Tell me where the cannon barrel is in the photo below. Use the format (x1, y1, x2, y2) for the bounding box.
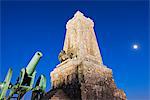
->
(26, 51, 43, 75)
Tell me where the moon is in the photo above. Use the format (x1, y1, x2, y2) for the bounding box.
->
(133, 44, 139, 50)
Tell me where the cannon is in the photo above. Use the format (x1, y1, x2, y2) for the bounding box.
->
(8, 51, 43, 100)
(0, 68, 12, 100)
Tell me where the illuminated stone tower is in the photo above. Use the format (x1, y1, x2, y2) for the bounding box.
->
(46, 11, 126, 100)
(63, 11, 102, 64)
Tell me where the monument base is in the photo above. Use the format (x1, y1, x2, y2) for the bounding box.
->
(42, 58, 126, 100)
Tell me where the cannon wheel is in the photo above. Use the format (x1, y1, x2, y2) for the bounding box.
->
(31, 75, 46, 100)
(0, 68, 13, 99)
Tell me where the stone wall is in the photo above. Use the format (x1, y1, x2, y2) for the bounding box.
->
(49, 58, 126, 100)
(80, 61, 126, 100)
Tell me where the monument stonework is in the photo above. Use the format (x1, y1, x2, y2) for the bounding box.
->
(43, 11, 126, 100)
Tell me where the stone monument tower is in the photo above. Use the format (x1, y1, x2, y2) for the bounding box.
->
(44, 11, 126, 100)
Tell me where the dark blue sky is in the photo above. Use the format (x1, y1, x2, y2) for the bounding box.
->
(1, 1, 149, 100)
